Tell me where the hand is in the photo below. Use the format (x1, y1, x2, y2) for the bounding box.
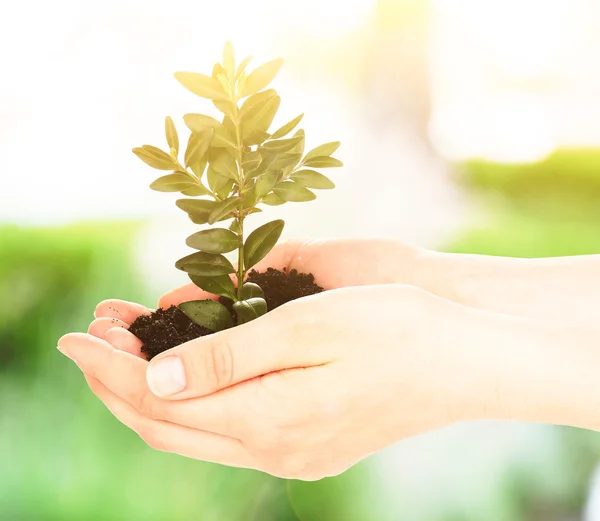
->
(159, 238, 424, 307)
(59, 284, 484, 480)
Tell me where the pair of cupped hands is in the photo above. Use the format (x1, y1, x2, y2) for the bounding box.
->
(58, 238, 494, 481)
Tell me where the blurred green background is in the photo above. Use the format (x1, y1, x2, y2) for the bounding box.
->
(3, 0, 600, 519)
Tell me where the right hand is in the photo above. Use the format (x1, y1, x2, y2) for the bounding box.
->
(159, 238, 425, 307)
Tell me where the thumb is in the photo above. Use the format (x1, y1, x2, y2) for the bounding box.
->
(145, 309, 329, 399)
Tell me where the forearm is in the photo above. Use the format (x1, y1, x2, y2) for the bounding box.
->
(412, 249, 600, 328)
(456, 305, 600, 431)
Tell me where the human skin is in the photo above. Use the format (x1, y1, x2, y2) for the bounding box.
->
(58, 238, 600, 480)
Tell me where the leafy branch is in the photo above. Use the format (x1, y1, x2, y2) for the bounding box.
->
(132, 41, 342, 331)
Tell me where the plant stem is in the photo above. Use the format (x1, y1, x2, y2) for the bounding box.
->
(237, 213, 245, 301)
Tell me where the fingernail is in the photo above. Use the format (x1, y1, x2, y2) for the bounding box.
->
(147, 356, 187, 397)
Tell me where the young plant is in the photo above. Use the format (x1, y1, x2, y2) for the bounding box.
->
(132, 42, 342, 331)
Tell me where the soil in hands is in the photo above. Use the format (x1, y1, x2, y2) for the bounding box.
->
(129, 268, 324, 360)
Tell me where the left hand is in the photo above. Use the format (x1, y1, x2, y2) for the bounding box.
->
(59, 284, 483, 480)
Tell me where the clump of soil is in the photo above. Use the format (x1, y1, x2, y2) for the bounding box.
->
(129, 268, 323, 360)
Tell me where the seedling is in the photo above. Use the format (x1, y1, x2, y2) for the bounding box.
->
(132, 42, 342, 332)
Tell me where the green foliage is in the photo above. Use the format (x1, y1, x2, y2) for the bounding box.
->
(178, 300, 234, 331)
(133, 41, 343, 330)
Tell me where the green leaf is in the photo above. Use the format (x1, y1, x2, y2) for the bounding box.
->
(208, 197, 240, 224)
(271, 114, 304, 139)
(150, 173, 195, 192)
(223, 41, 235, 78)
(212, 99, 237, 119)
(243, 129, 272, 147)
(174, 72, 227, 101)
(244, 219, 285, 269)
(273, 181, 316, 202)
(241, 150, 262, 171)
(291, 169, 335, 189)
(210, 149, 238, 180)
(240, 89, 278, 120)
(165, 117, 179, 155)
(176, 199, 218, 224)
(304, 141, 340, 161)
(261, 193, 286, 206)
(180, 184, 210, 197)
(240, 58, 284, 98)
(189, 274, 236, 301)
(261, 136, 303, 154)
(229, 220, 241, 234)
(269, 153, 301, 171)
(185, 129, 213, 168)
(233, 298, 268, 324)
(282, 129, 305, 175)
(241, 282, 264, 300)
(235, 55, 253, 80)
(212, 118, 238, 153)
(242, 96, 281, 143)
(302, 156, 343, 168)
(188, 157, 207, 179)
(183, 114, 222, 134)
(186, 228, 239, 253)
(133, 146, 177, 170)
(255, 169, 279, 197)
(178, 300, 233, 331)
(175, 252, 235, 277)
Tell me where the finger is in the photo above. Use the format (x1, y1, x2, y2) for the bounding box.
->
(88, 317, 129, 338)
(105, 327, 144, 358)
(58, 333, 240, 435)
(82, 372, 256, 469)
(145, 307, 333, 400)
(94, 299, 151, 324)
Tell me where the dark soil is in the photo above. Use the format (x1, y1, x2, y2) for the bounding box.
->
(129, 268, 324, 360)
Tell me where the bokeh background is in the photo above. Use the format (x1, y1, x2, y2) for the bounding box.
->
(2, 0, 600, 519)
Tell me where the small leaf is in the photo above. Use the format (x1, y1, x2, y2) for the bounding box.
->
(261, 136, 303, 154)
(291, 169, 335, 189)
(178, 300, 233, 331)
(240, 58, 284, 97)
(180, 184, 210, 197)
(244, 219, 285, 269)
(241, 282, 264, 300)
(223, 41, 235, 78)
(282, 129, 305, 175)
(184, 114, 221, 134)
(242, 96, 281, 143)
(247, 153, 278, 179)
(210, 149, 238, 180)
(174, 72, 227, 101)
(229, 220, 241, 234)
(212, 118, 238, 153)
(150, 173, 195, 192)
(302, 156, 343, 168)
(208, 197, 240, 224)
(176, 199, 218, 224)
(165, 117, 179, 155)
(261, 193, 286, 206)
(255, 170, 279, 197)
(243, 129, 272, 147)
(269, 153, 301, 171)
(207, 167, 234, 199)
(133, 146, 177, 170)
(185, 129, 213, 168)
(273, 181, 316, 202)
(241, 150, 262, 171)
(240, 89, 278, 120)
(189, 158, 207, 179)
(213, 99, 237, 119)
(189, 274, 236, 301)
(186, 228, 239, 253)
(233, 298, 268, 324)
(176, 252, 235, 277)
(304, 141, 340, 161)
(235, 55, 253, 80)
(271, 114, 304, 139)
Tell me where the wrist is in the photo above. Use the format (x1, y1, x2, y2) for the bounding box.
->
(458, 309, 600, 430)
